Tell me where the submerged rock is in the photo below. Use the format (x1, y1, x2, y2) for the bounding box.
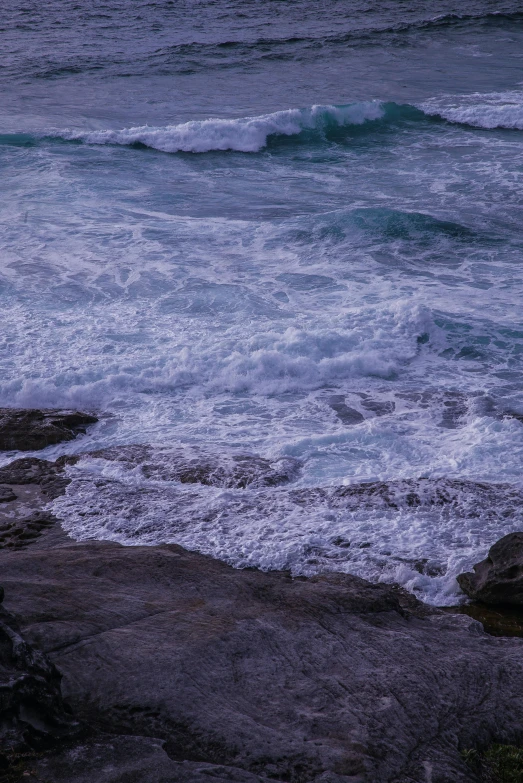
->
(0, 457, 72, 499)
(445, 603, 523, 638)
(89, 444, 302, 488)
(0, 408, 97, 452)
(457, 533, 523, 605)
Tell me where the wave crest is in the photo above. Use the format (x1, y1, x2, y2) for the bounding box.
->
(22, 92, 523, 158)
(50, 102, 387, 153)
(422, 92, 523, 130)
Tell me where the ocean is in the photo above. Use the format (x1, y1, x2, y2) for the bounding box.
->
(2, 0, 523, 605)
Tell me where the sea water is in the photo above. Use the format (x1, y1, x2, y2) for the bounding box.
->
(2, 0, 523, 604)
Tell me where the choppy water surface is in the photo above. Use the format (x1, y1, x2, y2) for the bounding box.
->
(2, 0, 523, 604)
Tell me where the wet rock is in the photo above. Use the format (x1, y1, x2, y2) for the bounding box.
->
(0, 457, 71, 499)
(328, 396, 365, 426)
(89, 445, 302, 489)
(0, 486, 16, 503)
(2, 541, 523, 782)
(443, 603, 523, 638)
(290, 477, 523, 521)
(0, 409, 97, 452)
(438, 391, 469, 429)
(327, 394, 395, 426)
(0, 513, 57, 550)
(359, 396, 395, 417)
(457, 533, 523, 605)
(32, 735, 288, 783)
(0, 458, 76, 552)
(0, 592, 80, 761)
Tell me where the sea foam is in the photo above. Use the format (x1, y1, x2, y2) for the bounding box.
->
(50, 451, 523, 606)
(42, 93, 523, 159)
(421, 91, 523, 130)
(51, 102, 385, 153)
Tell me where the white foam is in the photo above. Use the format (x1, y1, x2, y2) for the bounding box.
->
(52, 102, 385, 153)
(421, 91, 523, 130)
(50, 452, 523, 606)
(3, 91, 523, 603)
(0, 300, 441, 408)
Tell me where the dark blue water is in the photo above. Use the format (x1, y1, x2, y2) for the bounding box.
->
(2, 0, 523, 603)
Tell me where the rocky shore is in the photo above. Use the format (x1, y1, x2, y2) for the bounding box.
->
(0, 410, 522, 783)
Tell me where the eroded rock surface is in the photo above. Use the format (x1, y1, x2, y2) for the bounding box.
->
(31, 735, 282, 783)
(0, 591, 79, 762)
(0, 458, 73, 551)
(1, 540, 523, 783)
(0, 409, 97, 452)
(457, 533, 523, 605)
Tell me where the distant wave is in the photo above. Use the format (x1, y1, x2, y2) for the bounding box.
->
(150, 11, 523, 62)
(148, 11, 523, 60)
(7, 11, 522, 82)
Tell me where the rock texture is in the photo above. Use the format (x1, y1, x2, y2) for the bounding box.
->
(0, 409, 97, 452)
(0, 435, 521, 782)
(1, 540, 523, 783)
(457, 533, 523, 605)
(31, 735, 304, 783)
(0, 590, 79, 762)
(0, 457, 73, 500)
(0, 458, 73, 551)
(89, 444, 302, 488)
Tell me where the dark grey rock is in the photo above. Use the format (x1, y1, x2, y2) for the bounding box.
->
(0, 408, 97, 452)
(0, 457, 72, 499)
(0, 512, 57, 550)
(359, 396, 395, 417)
(33, 735, 293, 783)
(0, 458, 76, 552)
(290, 477, 523, 520)
(438, 391, 469, 429)
(457, 533, 523, 605)
(2, 540, 523, 782)
(328, 396, 365, 426)
(0, 598, 80, 761)
(0, 486, 16, 503)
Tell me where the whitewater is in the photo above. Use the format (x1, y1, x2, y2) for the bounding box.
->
(2, 0, 523, 606)
(46, 97, 523, 155)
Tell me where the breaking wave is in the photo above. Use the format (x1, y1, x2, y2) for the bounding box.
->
(31, 94, 523, 155)
(422, 91, 523, 130)
(48, 102, 390, 153)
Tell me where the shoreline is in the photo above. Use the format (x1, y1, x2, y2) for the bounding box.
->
(1, 410, 523, 782)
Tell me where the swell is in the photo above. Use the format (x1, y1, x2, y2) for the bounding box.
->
(6, 11, 523, 80)
(158, 10, 523, 56)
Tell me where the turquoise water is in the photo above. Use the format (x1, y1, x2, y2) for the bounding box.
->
(2, 1, 523, 603)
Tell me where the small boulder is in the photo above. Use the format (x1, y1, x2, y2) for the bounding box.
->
(0, 409, 98, 452)
(457, 533, 523, 605)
